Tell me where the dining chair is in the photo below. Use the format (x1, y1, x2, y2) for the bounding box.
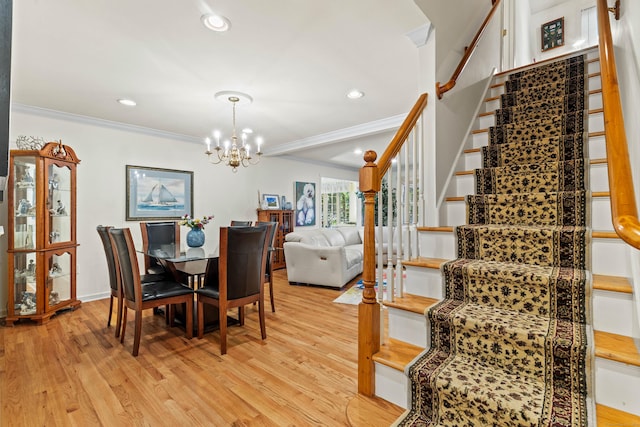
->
(196, 225, 270, 354)
(97, 225, 169, 337)
(139, 221, 180, 275)
(230, 220, 253, 226)
(255, 221, 278, 312)
(108, 227, 194, 356)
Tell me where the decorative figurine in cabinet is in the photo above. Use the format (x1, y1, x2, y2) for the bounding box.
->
(6, 141, 80, 325)
(256, 209, 294, 270)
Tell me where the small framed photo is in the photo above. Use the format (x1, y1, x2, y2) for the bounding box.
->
(262, 194, 280, 209)
(541, 17, 564, 52)
(126, 165, 193, 221)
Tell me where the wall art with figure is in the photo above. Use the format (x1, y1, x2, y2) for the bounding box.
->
(294, 181, 316, 226)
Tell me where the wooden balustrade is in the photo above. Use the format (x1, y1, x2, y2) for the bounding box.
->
(597, 0, 640, 249)
(436, 0, 502, 99)
(358, 93, 427, 395)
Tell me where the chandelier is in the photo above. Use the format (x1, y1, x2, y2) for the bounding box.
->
(205, 92, 263, 172)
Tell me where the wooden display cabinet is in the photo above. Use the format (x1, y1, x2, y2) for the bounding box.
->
(5, 141, 81, 325)
(256, 209, 294, 270)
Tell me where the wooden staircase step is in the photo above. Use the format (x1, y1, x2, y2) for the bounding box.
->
(384, 293, 438, 315)
(490, 82, 504, 89)
(590, 88, 603, 95)
(588, 72, 601, 78)
(455, 169, 475, 176)
(445, 196, 465, 202)
(593, 274, 633, 294)
(404, 257, 447, 269)
(587, 57, 600, 64)
(596, 404, 640, 426)
(593, 191, 610, 198)
(464, 147, 481, 154)
(591, 158, 607, 165)
(484, 95, 500, 103)
(479, 111, 494, 117)
(595, 330, 640, 367)
(472, 128, 489, 134)
(417, 226, 453, 233)
(372, 338, 423, 371)
(589, 107, 604, 114)
(593, 231, 619, 239)
(590, 130, 605, 137)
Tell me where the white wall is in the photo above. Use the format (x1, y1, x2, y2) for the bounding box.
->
(0, 108, 358, 314)
(531, 0, 597, 62)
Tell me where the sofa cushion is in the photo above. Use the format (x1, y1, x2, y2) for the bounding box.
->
(300, 232, 331, 247)
(321, 228, 346, 247)
(344, 247, 364, 269)
(338, 227, 362, 246)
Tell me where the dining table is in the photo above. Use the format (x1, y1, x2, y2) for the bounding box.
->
(137, 241, 225, 334)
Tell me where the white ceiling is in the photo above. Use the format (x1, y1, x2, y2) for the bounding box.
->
(10, 0, 428, 170)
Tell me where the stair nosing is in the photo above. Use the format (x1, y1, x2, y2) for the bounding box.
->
(595, 330, 640, 367)
(593, 274, 633, 294)
(383, 294, 439, 315)
(373, 338, 423, 371)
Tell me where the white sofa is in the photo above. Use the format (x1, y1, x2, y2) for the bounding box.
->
(283, 226, 417, 288)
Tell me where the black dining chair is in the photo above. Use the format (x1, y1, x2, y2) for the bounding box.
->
(196, 226, 270, 354)
(139, 221, 180, 275)
(96, 225, 168, 337)
(230, 220, 253, 226)
(108, 227, 194, 356)
(255, 221, 278, 312)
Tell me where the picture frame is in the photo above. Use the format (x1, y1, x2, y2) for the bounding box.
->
(126, 165, 193, 221)
(262, 194, 280, 210)
(541, 17, 564, 52)
(294, 181, 316, 226)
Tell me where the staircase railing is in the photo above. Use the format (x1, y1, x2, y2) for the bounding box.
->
(597, 0, 640, 249)
(357, 93, 427, 395)
(436, 0, 502, 99)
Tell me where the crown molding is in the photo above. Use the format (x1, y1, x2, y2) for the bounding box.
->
(264, 113, 406, 156)
(11, 103, 203, 144)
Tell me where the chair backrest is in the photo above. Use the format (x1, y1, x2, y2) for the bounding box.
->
(255, 221, 278, 268)
(217, 226, 269, 300)
(109, 228, 143, 306)
(140, 221, 179, 272)
(96, 225, 118, 293)
(230, 220, 253, 226)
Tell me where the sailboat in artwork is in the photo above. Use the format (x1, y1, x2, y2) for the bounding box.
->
(138, 184, 180, 209)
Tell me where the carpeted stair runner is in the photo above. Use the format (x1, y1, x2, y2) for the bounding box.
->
(396, 55, 593, 426)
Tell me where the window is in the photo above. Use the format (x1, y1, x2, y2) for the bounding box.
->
(320, 178, 359, 227)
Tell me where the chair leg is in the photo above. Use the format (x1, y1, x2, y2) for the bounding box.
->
(269, 280, 275, 313)
(120, 307, 128, 344)
(197, 300, 205, 339)
(258, 298, 267, 340)
(185, 300, 193, 340)
(115, 293, 123, 338)
(238, 306, 245, 326)
(108, 295, 114, 327)
(132, 310, 143, 356)
(220, 306, 228, 355)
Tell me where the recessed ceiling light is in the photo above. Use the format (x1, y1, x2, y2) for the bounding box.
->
(117, 98, 137, 107)
(354, 148, 363, 155)
(347, 89, 365, 99)
(201, 14, 231, 32)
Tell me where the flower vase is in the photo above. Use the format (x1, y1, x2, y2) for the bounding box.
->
(186, 228, 205, 248)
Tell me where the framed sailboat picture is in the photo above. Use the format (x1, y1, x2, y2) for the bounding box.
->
(126, 165, 193, 220)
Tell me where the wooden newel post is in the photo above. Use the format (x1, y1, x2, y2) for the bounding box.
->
(358, 150, 381, 396)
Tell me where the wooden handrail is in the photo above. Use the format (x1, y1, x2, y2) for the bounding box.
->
(436, 0, 501, 99)
(597, 0, 640, 249)
(357, 93, 428, 395)
(377, 93, 428, 176)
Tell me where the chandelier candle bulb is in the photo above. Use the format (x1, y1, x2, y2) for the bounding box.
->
(205, 137, 211, 153)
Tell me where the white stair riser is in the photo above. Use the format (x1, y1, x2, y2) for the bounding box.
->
(589, 134, 606, 159)
(490, 85, 504, 98)
(590, 164, 609, 192)
(485, 98, 500, 112)
(589, 92, 603, 109)
(419, 232, 456, 260)
(388, 307, 429, 348)
(455, 174, 475, 196)
(588, 60, 600, 74)
(592, 237, 632, 276)
(593, 290, 635, 337)
(405, 266, 444, 300)
(589, 75, 602, 91)
(478, 114, 495, 129)
(472, 131, 489, 148)
(592, 197, 613, 231)
(464, 150, 482, 170)
(595, 358, 640, 416)
(589, 112, 604, 131)
(442, 200, 466, 227)
(375, 363, 410, 409)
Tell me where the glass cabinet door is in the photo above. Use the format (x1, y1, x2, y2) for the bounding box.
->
(46, 251, 73, 309)
(47, 162, 72, 245)
(12, 156, 37, 250)
(11, 252, 38, 317)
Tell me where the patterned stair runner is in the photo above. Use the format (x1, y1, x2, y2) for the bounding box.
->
(396, 55, 593, 426)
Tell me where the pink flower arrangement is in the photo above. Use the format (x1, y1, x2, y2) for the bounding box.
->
(179, 214, 214, 230)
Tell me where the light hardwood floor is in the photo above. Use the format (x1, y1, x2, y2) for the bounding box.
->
(0, 270, 388, 426)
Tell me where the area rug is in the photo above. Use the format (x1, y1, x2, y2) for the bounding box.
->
(396, 55, 593, 426)
(333, 284, 387, 305)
